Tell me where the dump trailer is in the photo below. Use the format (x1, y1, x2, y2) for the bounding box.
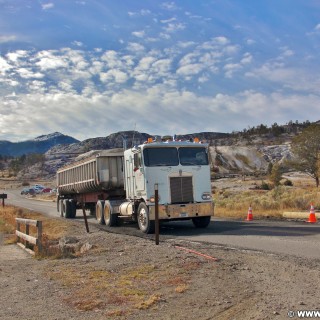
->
(57, 140, 214, 233)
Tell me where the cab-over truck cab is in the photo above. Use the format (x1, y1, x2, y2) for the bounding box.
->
(124, 140, 214, 233)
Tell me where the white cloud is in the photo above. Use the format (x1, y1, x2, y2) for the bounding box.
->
(223, 63, 242, 78)
(152, 59, 172, 75)
(35, 54, 69, 71)
(214, 36, 229, 45)
(177, 41, 196, 48)
(72, 41, 84, 47)
(163, 22, 186, 33)
(17, 68, 44, 79)
(0, 35, 17, 43)
(100, 69, 128, 84)
(0, 57, 13, 75)
(6, 50, 29, 62)
(246, 39, 255, 45)
(42, 3, 54, 10)
(177, 63, 203, 76)
(126, 42, 145, 52)
(132, 31, 145, 38)
(128, 9, 151, 16)
(1, 84, 320, 141)
(241, 53, 253, 65)
(161, 2, 178, 11)
(160, 17, 177, 24)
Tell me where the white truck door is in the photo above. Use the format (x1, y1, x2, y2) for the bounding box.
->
(133, 152, 145, 192)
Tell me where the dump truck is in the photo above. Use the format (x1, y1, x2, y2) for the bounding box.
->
(57, 138, 214, 233)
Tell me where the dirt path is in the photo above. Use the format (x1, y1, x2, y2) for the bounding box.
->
(1, 226, 319, 320)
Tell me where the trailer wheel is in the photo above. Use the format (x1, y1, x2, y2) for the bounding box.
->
(64, 199, 73, 219)
(137, 203, 155, 234)
(192, 216, 211, 228)
(104, 201, 118, 227)
(60, 199, 65, 217)
(96, 201, 105, 225)
(69, 200, 77, 219)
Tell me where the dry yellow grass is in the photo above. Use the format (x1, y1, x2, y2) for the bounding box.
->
(0, 204, 72, 255)
(214, 184, 320, 219)
(46, 257, 194, 315)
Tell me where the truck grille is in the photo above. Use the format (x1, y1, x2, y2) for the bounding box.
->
(170, 177, 194, 204)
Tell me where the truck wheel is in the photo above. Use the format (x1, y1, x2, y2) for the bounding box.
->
(69, 200, 77, 219)
(137, 203, 155, 234)
(64, 199, 72, 219)
(96, 201, 105, 225)
(104, 201, 118, 227)
(59, 199, 65, 217)
(192, 216, 211, 228)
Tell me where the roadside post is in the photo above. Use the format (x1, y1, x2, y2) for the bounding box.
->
(82, 203, 90, 233)
(155, 183, 159, 245)
(0, 193, 7, 207)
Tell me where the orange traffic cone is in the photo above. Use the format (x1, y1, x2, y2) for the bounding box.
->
(306, 203, 317, 223)
(246, 205, 253, 221)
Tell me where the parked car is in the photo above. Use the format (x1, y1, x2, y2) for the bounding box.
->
(31, 185, 45, 193)
(41, 188, 52, 193)
(34, 184, 45, 189)
(21, 188, 30, 195)
(21, 188, 36, 195)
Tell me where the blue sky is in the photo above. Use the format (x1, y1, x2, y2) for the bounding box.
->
(1, 0, 320, 141)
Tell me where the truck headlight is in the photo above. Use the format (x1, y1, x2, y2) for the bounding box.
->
(201, 192, 212, 200)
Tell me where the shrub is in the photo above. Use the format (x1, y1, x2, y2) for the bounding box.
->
(260, 182, 271, 190)
(283, 179, 293, 186)
(21, 181, 30, 186)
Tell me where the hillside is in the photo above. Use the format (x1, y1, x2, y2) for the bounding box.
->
(0, 132, 79, 156)
(1, 121, 314, 180)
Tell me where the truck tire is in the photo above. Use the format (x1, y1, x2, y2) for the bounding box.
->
(96, 201, 105, 225)
(137, 203, 155, 234)
(104, 201, 118, 227)
(60, 199, 65, 217)
(192, 216, 211, 228)
(64, 199, 73, 219)
(69, 200, 77, 219)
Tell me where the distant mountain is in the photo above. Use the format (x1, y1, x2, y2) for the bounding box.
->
(0, 132, 79, 156)
(45, 131, 229, 158)
(46, 131, 153, 158)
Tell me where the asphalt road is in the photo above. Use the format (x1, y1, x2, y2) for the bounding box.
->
(4, 189, 320, 260)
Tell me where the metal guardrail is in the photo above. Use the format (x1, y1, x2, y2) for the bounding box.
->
(15, 218, 43, 255)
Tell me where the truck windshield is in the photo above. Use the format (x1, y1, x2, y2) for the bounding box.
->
(143, 147, 208, 167)
(179, 147, 209, 166)
(143, 147, 179, 166)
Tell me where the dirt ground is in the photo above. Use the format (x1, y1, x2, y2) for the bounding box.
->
(1, 220, 320, 320)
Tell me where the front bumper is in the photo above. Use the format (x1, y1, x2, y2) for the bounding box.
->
(148, 202, 214, 220)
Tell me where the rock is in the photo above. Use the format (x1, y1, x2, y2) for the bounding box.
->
(58, 236, 80, 255)
(59, 236, 79, 247)
(80, 242, 93, 254)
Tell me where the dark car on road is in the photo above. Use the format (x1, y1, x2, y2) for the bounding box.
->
(21, 188, 36, 195)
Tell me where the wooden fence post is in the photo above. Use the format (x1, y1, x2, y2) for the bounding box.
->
(37, 221, 43, 253)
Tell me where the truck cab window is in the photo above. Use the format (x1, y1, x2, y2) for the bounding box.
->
(143, 147, 179, 167)
(179, 147, 209, 166)
(134, 152, 142, 169)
